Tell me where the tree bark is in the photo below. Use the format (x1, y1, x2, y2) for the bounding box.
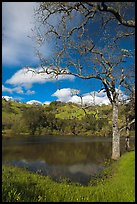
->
(111, 101, 120, 160)
(126, 117, 130, 136)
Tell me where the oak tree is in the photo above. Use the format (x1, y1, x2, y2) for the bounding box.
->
(32, 2, 135, 160)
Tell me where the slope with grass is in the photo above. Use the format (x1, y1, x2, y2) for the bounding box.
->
(2, 99, 135, 137)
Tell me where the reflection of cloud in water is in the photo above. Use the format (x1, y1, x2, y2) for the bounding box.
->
(3, 136, 135, 185)
(4, 159, 105, 185)
(69, 163, 104, 175)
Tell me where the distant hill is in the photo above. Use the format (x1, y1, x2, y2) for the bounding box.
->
(2, 99, 135, 137)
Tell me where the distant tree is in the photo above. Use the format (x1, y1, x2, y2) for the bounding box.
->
(69, 118, 81, 135)
(11, 114, 28, 135)
(32, 2, 135, 159)
(45, 112, 58, 130)
(2, 114, 13, 130)
(22, 105, 46, 135)
(46, 101, 63, 112)
(119, 85, 135, 136)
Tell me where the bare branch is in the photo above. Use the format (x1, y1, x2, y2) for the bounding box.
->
(98, 2, 135, 28)
(119, 119, 135, 132)
(114, 31, 135, 43)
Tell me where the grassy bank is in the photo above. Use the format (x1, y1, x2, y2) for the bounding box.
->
(2, 151, 135, 202)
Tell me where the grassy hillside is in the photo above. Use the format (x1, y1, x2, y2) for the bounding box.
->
(2, 99, 135, 137)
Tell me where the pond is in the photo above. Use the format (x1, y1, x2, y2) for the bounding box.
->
(2, 135, 135, 185)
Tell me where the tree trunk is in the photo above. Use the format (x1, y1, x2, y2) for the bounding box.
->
(126, 117, 130, 136)
(111, 101, 120, 160)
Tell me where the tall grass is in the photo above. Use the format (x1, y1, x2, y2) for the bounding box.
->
(2, 151, 135, 202)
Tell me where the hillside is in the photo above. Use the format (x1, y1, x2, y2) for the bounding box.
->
(2, 99, 135, 137)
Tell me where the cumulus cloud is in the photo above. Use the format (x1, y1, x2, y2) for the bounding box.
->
(6, 67, 75, 88)
(26, 90, 36, 95)
(2, 2, 40, 66)
(2, 95, 23, 102)
(2, 84, 24, 94)
(115, 88, 128, 101)
(43, 101, 51, 105)
(69, 91, 110, 105)
(2, 95, 14, 101)
(26, 100, 42, 105)
(52, 88, 109, 105)
(2, 85, 13, 93)
(2, 84, 35, 95)
(2, 2, 63, 66)
(52, 88, 128, 105)
(69, 95, 81, 104)
(52, 88, 80, 103)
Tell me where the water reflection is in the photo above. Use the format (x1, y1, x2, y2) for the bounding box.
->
(2, 135, 135, 185)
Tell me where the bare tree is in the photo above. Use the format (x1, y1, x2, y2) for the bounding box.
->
(32, 2, 135, 160)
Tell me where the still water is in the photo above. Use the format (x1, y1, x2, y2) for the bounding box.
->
(2, 135, 134, 185)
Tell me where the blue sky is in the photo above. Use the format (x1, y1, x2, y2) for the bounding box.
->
(2, 2, 134, 105)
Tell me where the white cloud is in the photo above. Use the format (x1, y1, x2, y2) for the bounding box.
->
(115, 88, 128, 101)
(2, 84, 35, 95)
(26, 100, 42, 105)
(13, 87, 24, 94)
(2, 2, 39, 65)
(43, 101, 51, 105)
(95, 89, 106, 97)
(26, 90, 36, 95)
(2, 84, 24, 94)
(52, 88, 80, 103)
(2, 85, 13, 93)
(2, 2, 60, 66)
(6, 67, 75, 88)
(2, 95, 14, 101)
(2, 95, 24, 102)
(2, 2, 85, 66)
(52, 88, 110, 105)
(52, 88, 128, 106)
(69, 91, 110, 106)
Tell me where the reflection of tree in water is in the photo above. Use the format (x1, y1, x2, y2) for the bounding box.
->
(3, 141, 112, 165)
(3, 137, 135, 185)
(3, 137, 134, 165)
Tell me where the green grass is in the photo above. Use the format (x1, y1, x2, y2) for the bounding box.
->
(55, 103, 112, 120)
(55, 104, 86, 120)
(2, 151, 135, 202)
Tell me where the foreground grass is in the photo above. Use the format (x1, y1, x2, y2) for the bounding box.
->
(2, 151, 135, 202)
